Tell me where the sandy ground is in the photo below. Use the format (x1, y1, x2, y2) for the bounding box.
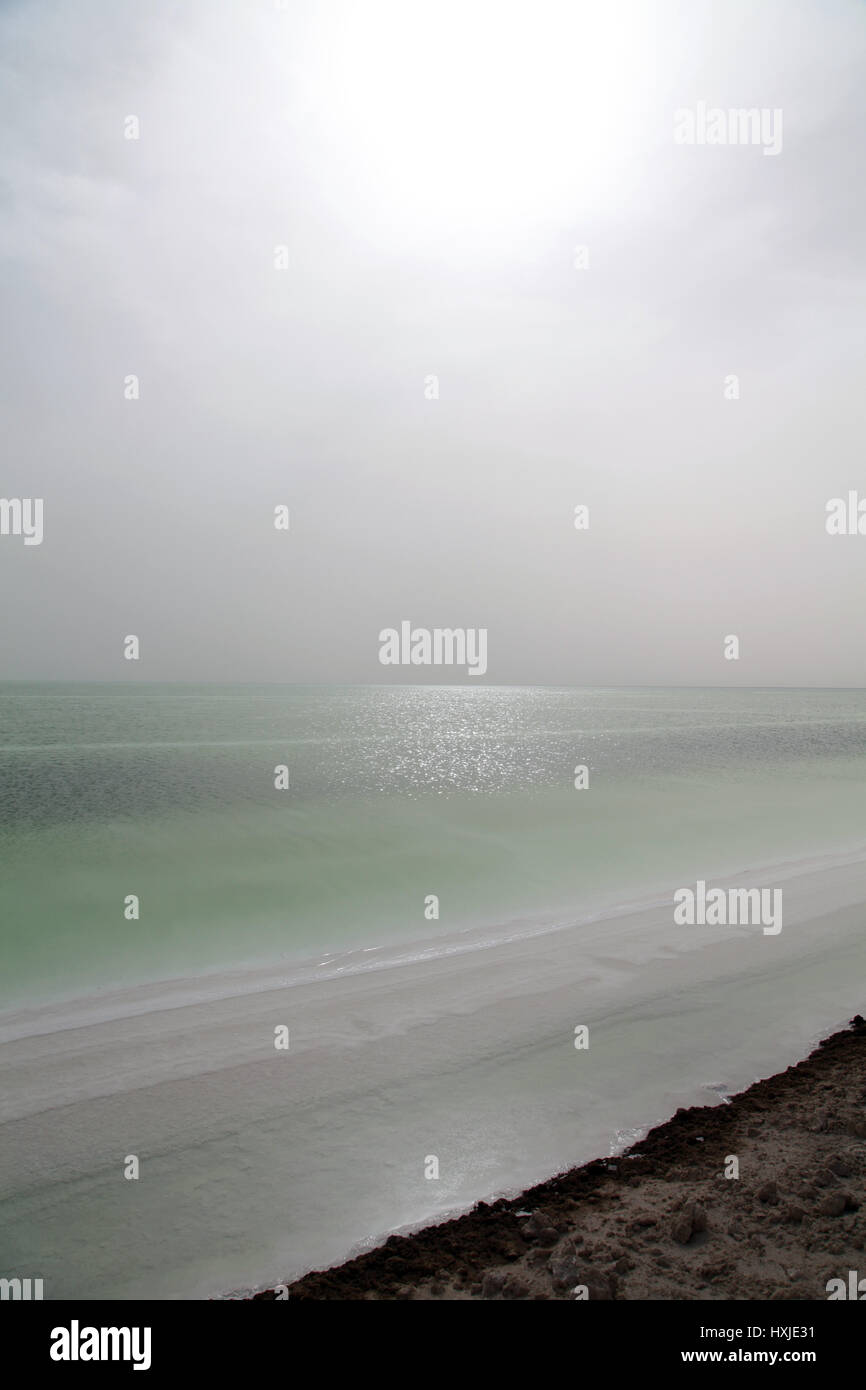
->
(255, 1016, 866, 1300)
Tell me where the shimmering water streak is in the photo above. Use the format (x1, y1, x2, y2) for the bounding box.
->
(2, 684, 866, 1008)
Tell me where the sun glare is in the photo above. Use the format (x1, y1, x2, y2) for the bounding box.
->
(301, 0, 653, 248)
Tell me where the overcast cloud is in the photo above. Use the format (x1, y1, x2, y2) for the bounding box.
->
(1, 0, 865, 684)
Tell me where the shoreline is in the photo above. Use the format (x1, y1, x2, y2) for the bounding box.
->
(5, 841, 866, 1037)
(4, 849, 866, 1298)
(252, 1016, 866, 1300)
(5, 840, 866, 1040)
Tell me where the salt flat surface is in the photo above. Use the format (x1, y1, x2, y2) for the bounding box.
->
(1, 848, 865, 1299)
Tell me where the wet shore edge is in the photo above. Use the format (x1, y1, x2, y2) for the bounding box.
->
(249, 1015, 866, 1301)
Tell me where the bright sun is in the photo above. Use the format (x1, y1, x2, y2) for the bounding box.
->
(301, 0, 654, 249)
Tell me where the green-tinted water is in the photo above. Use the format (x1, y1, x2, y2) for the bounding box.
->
(2, 684, 866, 1007)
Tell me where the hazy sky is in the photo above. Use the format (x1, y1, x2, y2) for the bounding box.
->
(2, 0, 865, 684)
